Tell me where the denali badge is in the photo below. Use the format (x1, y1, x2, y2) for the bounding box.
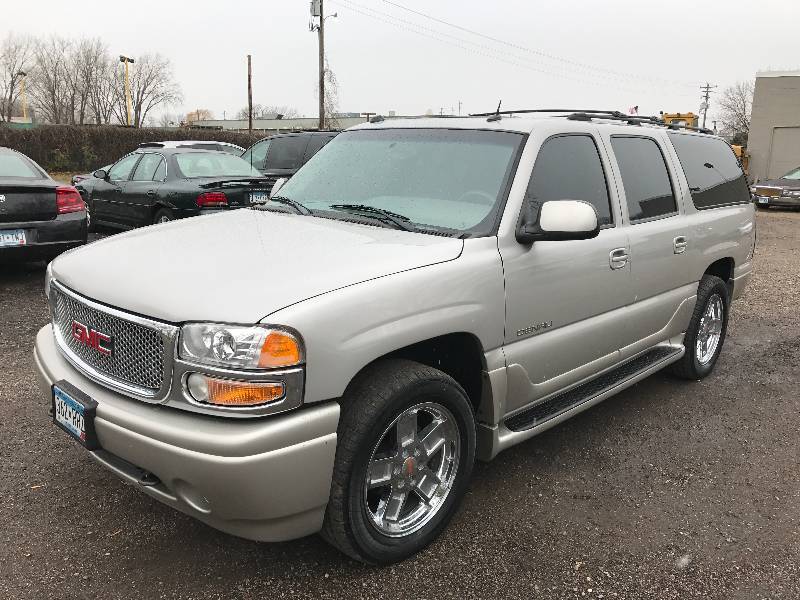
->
(517, 321, 553, 337)
(71, 321, 114, 356)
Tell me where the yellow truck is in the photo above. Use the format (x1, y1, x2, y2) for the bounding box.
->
(661, 112, 700, 128)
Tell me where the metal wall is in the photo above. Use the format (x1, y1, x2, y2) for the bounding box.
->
(748, 72, 800, 182)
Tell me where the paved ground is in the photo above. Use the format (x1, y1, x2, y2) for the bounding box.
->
(1, 210, 798, 599)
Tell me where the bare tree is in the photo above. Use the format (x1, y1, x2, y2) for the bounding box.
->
(718, 81, 754, 145)
(321, 61, 340, 129)
(125, 53, 182, 127)
(157, 112, 179, 128)
(28, 36, 73, 124)
(0, 33, 36, 122)
(87, 56, 117, 124)
(235, 103, 301, 120)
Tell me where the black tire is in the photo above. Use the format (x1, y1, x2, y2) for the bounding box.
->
(321, 359, 476, 564)
(153, 207, 174, 225)
(85, 199, 97, 233)
(670, 274, 730, 380)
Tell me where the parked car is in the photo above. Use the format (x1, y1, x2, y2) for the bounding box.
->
(72, 165, 110, 186)
(751, 165, 800, 208)
(76, 148, 270, 230)
(241, 131, 337, 189)
(35, 111, 755, 564)
(0, 147, 86, 262)
(138, 140, 246, 155)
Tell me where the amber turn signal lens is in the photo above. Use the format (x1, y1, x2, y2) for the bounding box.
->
(188, 374, 285, 407)
(258, 331, 302, 368)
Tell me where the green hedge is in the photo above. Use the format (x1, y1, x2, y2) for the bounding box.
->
(0, 124, 265, 172)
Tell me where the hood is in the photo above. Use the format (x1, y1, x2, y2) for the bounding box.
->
(52, 209, 463, 323)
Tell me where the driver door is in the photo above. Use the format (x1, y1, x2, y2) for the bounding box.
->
(92, 153, 141, 225)
(499, 132, 634, 415)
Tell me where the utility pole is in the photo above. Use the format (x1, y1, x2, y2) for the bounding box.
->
(458, 100, 462, 116)
(318, 0, 325, 130)
(247, 54, 253, 133)
(119, 56, 135, 126)
(699, 82, 717, 129)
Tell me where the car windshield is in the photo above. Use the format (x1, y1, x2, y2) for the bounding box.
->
(781, 166, 800, 180)
(174, 152, 261, 178)
(275, 128, 524, 235)
(0, 153, 41, 178)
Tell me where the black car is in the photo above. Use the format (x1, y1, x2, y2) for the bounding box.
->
(77, 148, 271, 230)
(0, 147, 87, 262)
(241, 131, 337, 189)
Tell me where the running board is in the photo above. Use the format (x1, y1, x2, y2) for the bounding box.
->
(504, 346, 682, 432)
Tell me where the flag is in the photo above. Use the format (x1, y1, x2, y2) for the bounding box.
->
(628, 105, 639, 115)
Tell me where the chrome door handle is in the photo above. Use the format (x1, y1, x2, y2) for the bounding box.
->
(609, 247, 629, 270)
(146, 190, 157, 197)
(673, 236, 688, 254)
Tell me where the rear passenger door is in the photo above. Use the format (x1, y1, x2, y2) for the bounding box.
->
(501, 132, 633, 414)
(604, 134, 691, 358)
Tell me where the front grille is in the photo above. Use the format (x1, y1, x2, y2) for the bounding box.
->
(754, 186, 781, 198)
(52, 285, 167, 394)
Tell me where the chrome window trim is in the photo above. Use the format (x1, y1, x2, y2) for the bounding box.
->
(49, 279, 178, 402)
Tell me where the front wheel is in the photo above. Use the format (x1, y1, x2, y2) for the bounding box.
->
(670, 274, 730, 380)
(322, 359, 475, 564)
(153, 207, 174, 225)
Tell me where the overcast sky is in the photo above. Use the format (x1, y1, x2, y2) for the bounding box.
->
(4, 0, 799, 123)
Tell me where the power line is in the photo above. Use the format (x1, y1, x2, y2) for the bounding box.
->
(699, 82, 717, 129)
(382, 0, 699, 90)
(331, 0, 692, 97)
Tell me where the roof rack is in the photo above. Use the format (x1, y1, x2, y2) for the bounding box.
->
(468, 108, 714, 134)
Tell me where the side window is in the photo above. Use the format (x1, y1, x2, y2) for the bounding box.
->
(131, 153, 163, 181)
(264, 136, 310, 170)
(610, 136, 677, 221)
(152, 158, 166, 181)
(525, 134, 613, 226)
(241, 139, 271, 170)
(107, 154, 140, 181)
(667, 132, 750, 209)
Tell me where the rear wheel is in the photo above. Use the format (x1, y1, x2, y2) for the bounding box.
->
(670, 275, 729, 380)
(153, 207, 174, 225)
(85, 199, 97, 232)
(322, 359, 475, 564)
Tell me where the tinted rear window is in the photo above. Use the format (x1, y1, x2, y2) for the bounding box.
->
(0, 153, 41, 178)
(265, 136, 309, 170)
(610, 136, 677, 221)
(304, 134, 336, 160)
(174, 152, 261, 178)
(668, 133, 750, 209)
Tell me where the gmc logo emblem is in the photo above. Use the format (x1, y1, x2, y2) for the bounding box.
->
(71, 321, 114, 356)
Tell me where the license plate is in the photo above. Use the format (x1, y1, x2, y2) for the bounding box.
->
(52, 381, 99, 450)
(250, 191, 269, 204)
(0, 229, 26, 247)
(757, 198, 769, 204)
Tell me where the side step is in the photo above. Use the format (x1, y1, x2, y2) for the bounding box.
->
(505, 346, 681, 432)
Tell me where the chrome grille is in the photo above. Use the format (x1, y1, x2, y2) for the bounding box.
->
(51, 285, 168, 394)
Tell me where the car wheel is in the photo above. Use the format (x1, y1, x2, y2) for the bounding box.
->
(153, 208, 174, 225)
(670, 274, 729, 380)
(85, 200, 97, 233)
(322, 359, 476, 564)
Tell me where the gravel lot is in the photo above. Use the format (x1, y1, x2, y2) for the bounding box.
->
(1, 210, 798, 599)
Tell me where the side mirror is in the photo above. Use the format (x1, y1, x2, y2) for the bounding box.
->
(516, 200, 600, 244)
(270, 177, 288, 198)
(93, 169, 107, 179)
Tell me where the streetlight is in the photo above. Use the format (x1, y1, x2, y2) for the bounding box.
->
(119, 55, 135, 126)
(15, 71, 27, 121)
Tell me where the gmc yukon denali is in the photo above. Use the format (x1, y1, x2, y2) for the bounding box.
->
(34, 110, 755, 564)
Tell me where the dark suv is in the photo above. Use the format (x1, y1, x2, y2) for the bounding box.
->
(241, 131, 337, 189)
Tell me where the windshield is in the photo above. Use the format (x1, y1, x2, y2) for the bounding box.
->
(781, 166, 800, 180)
(174, 152, 262, 178)
(276, 128, 524, 235)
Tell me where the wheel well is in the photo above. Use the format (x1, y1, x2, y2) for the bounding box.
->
(704, 257, 734, 295)
(376, 333, 487, 414)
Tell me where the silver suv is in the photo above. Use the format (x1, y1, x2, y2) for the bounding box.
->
(35, 110, 755, 564)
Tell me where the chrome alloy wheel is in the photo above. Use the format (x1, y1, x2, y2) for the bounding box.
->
(696, 293, 724, 365)
(364, 402, 461, 538)
(158, 215, 171, 223)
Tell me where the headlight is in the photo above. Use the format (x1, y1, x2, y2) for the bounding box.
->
(179, 323, 304, 370)
(44, 262, 54, 298)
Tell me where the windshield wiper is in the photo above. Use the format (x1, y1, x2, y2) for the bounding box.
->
(269, 195, 312, 215)
(329, 204, 416, 232)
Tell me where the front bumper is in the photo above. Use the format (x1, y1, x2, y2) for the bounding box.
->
(754, 195, 800, 208)
(34, 324, 339, 542)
